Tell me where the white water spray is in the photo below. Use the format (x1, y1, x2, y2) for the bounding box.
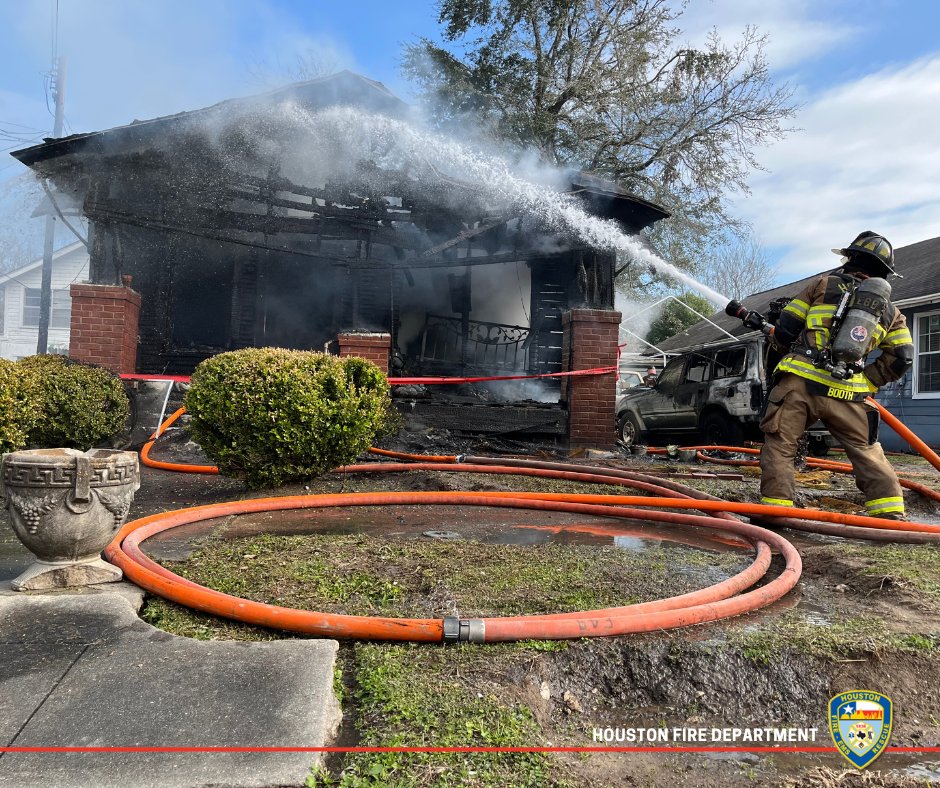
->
(279, 105, 730, 308)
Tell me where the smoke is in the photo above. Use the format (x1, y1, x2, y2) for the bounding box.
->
(616, 292, 664, 355)
(0, 173, 81, 272)
(268, 104, 729, 307)
(479, 378, 558, 404)
(134, 97, 728, 371)
(16, 79, 728, 382)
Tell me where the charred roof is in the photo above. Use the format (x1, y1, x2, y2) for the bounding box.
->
(10, 71, 667, 236)
(11, 71, 407, 169)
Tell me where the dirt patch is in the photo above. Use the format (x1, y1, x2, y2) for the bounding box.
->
(781, 766, 930, 787)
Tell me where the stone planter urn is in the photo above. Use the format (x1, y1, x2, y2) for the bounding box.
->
(1, 448, 140, 591)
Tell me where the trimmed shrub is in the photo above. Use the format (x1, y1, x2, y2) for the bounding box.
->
(17, 354, 130, 450)
(184, 347, 393, 488)
(0, 359, 38, 454)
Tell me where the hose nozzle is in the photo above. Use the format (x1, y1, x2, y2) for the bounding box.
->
(726, 300, 774, 336)
(725, 300, 747, 320)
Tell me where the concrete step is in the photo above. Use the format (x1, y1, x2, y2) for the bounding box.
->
(0, 582, 340, 788)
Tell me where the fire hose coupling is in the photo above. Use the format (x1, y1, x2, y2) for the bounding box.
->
(442, 616, 486, 644)
(455, 454, 466, 464)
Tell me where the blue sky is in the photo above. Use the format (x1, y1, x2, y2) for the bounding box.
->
(1, 0, 939, 284)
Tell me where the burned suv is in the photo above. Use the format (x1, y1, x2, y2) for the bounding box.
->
(615, 335, 831, 452)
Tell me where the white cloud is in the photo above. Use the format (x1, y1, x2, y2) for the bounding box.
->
(732, 55, 940, 281)
(677, 0, 857, 70)
(0, 0, 359, 138)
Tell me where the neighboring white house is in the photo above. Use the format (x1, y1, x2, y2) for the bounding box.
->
(0, 242, 89, 360)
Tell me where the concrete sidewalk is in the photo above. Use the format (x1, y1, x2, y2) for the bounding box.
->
(0, 582, 341, 788)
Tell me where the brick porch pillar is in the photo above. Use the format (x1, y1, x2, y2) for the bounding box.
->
(561, 309, 621, 449)
(69, 283, 141, 374)
(337, 332, 391, 375)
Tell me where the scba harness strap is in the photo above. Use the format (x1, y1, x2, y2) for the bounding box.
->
(777, 273, 894, 400)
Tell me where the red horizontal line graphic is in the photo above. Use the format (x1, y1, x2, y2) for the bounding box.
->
(3, 746, 939, 754)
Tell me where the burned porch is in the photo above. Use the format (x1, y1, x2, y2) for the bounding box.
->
(12, 72, 667, 447)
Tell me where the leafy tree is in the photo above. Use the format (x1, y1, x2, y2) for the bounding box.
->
(403, 0, 796, 265)
(645, 292, 713, 345)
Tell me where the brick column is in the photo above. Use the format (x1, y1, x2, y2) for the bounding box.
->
(337, 332, 391, 375)
(69, 283, 141, 374)
(561, 309, 621, 449)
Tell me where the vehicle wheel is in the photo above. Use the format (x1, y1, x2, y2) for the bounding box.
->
(807, 434, 830, 457)
(701, 411, 744, 446)
(617, 412, 644, 447)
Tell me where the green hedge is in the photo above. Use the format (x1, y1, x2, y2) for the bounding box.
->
(0, 359, 38, 454)
(16, 354, 130, 450)
(184, 348, 393, 488)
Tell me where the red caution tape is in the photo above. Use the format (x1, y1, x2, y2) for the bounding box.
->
(121, 366, 617, 386)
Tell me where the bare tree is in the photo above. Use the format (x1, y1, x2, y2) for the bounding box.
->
(698, 236, 778, 300)
(246, 48, 340, 87)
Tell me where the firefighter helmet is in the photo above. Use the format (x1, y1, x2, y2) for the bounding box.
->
(831, 231, 897, 277)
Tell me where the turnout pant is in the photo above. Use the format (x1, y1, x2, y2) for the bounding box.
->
(759, 374, 904, 516)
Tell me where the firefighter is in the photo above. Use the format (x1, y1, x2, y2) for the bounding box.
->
(760, 231, 914, 519)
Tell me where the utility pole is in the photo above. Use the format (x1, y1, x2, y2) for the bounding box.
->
(37, 55, 66, 354)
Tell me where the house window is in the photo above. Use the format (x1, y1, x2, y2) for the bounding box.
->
(0, 286, 5, 335)
(914, 310, 940, 398)
(23, 288, 72, 330)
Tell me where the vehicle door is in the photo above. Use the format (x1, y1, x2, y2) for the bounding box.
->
(638, 357, 685, 430)
(668, 351, 713, 429)
(710, 345, 759, 417)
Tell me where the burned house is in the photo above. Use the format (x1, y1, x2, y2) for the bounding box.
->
(12, 71, 667, 447)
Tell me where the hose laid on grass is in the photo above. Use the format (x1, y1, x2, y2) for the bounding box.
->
(448, 457, 940, 545)
(105, 491, 799, 643)
(118, 405, 940, 641)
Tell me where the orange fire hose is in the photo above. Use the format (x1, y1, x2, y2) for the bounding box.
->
(116, 400, 940, 641)
(867, 396, 940, 473)
(139, 407, 219, 475)
(452, 456, 940, 543)
(105, 491, 800, 643)
(139, 409, 940, 541)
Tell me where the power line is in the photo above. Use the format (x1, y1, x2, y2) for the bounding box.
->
(0, 127, 46, 141)
(0, 120, 45, 132)
(0, 127, 44, 137)
(43, 1, 62, 119)
(0, 138, 44, 153)
(43, 72, 54, 118)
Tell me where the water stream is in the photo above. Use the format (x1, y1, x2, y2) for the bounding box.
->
(278, 105, 729, 308)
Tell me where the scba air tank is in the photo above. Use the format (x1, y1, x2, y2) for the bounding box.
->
(831, 277, 892, 366)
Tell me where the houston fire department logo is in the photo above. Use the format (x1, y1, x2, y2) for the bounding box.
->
(829, 690, 893, 768)
(850, 325, 869, 342)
